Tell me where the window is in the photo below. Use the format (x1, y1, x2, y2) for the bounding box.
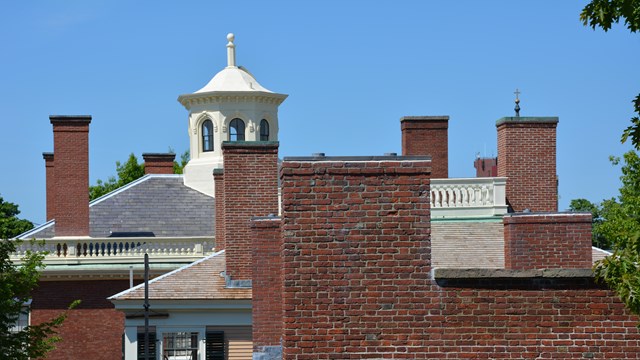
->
(259, 119, 269, 141)
(9, 307, 29, 333)
(137, 331, 157, 360)
(205, 331, 224, 360)
(163, 332, 198, 360)
(229, 118, 245, 141)
(202, 120, 214, 152)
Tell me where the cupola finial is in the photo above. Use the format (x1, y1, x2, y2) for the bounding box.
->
(226, 33, 236, 68)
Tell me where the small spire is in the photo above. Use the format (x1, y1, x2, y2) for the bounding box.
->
(514, 88, 521, 117)
(226, 33, 236, 68)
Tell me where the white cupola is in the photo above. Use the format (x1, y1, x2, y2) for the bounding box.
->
(177, 33, 288, 196)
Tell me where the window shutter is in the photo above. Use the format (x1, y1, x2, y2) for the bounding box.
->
(137, 331, 157, 360)
(205, 331, 225, 360)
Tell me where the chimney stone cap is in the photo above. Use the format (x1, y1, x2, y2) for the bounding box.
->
(221, 141, 279, 149)
(49, 115, 92, 124)
(283, 155, 431, 162)
(496, 116, 558, 127)
(212, 168, 224, 175)
(400, 116, 449, 123)
(142, 153, 176, 160)
(42, 152, 54, 160)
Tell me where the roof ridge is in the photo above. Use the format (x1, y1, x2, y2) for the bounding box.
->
(108, 250, 224, 300)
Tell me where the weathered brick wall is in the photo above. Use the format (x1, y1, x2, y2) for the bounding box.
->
(213, 168, 225, 251)
(433, 273, 640, 359)
(401, 116, 448, 178)
(251, 217, 283, 355)
(43, 152, 55, 221)
(497, 117, 558, 212)
(504, 213, 593, 270)
(280, 156, 432, 359)
(222, 141, 279, 280)
(50, 115, 91, 236)
(142, 152, 175, 174)
(31, 279, 134, 360)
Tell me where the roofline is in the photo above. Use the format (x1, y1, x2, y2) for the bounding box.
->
(15, 174, 185, 239)
(108, 250, 225, 300)
(592, 246, 613, 256)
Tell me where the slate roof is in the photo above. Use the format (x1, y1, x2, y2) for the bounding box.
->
(109, 251, 251, 301)
(19, 175, 214, 239)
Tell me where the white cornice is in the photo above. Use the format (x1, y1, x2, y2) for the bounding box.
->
(177, 91, 288, 109)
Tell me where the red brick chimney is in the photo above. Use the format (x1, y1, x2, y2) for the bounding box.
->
(50, 115, 91, 237)
(42, 152, 55, 221)
(497, 117, 558, 212)
(279, 155, 432, 358)
(251, 216, 282, 357)
(474, 157, 497, 177)
(222, 141, 279, 282)
(504, 213, 592, 270)
(142, 153, 175, 174)
(213, 168, 225, 251)
(401, 116, 449, 178)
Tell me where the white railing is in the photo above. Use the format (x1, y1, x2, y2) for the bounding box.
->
(431, 177, 508, 218)
(10, 236, 215, 265)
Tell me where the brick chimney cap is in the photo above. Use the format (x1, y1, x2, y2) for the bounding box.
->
(212, 168, 224, 175)
(49, 115, 92, 124)
(42, 152, 54, 159)
(496, 116, 558, 127)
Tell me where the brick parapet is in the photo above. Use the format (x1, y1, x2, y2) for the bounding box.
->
(280, 157, 432, 359)
(142, 152, 175, 174)
(222, 141, 279, 281)
(504, 212, 593, 270)
(496, 117, 558, 212)
(251, 217, 283, 352)
(50, 115, 91, 237)
(400, 116, 448, 178)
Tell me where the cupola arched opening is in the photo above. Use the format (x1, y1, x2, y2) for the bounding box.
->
(259, 119, 270, 141)
(202, 120, 214, 152)
(229, 118, 245, 141)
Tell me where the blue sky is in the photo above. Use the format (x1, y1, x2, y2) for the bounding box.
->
(1, 1, 638, 225)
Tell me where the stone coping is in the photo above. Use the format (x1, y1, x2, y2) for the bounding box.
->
(400, 115, 449, 122)
(434, 268, 593, 279)
(496, 116, 558, 126)
(49, 115, 92, 123)
(221, 141, 279, 148)
(283, 155, 431, 162)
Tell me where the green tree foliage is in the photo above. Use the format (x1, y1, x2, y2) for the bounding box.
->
(173, 150, 190, 174)
(0, 239, 78, 359)
(589, 151, 640, 315)
(581, 1, 640, 147)
(89, 153, 144, 200)
(0, 196, 34, 239)
(580, 0, 640, 318)
(89, 150, 190, 200)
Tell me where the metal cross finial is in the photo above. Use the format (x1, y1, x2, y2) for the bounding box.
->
(514, 88, 521, 117)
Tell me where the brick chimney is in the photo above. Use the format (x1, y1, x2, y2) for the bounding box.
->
(142, 153, 175, 174)
(213, 168, 225, 251)
(497, 117, 558, 212)
(251, 216, 282, 358)
(50, 115, 91, 237)
(222, 141, 279, 283)
(474, 157, 497, 177)
(42, 152, 55, 221)
(279, 155, 432, 358)
(401, 116, 448, 178)
(504, 213, 592, 270)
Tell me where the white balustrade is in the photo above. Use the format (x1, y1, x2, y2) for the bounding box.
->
(10, 236, 215, 265)
(430, 177, 508, 218)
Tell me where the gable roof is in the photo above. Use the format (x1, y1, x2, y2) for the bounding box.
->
(109, 250, 250, 301)
(19, 175, 214, 239)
